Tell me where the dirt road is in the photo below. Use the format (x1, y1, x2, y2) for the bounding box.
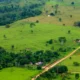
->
(32, 47, 80, 80)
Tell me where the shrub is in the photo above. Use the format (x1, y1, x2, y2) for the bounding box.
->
(74, 21, 80, 27)
(46, 39, 53, 44)
(54, 65, 68, 74)
(59, 18, 62, 22)
(73, 62, 80, 66)
(75, 73, 79, 79)
(36, 20, 39, 23)
(5, 24, 10, 28)
(37, 65, 42, 70)
(50, 13, 55, 16)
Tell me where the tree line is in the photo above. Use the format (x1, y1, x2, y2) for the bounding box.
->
(0, 47, 60, 70)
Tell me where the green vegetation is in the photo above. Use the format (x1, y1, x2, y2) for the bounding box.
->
(0, 0, 47, 25)
(0, 0, 80, 80)
(25, 0, 80, 27)
(0, 67, 40, 80)
(0, 47, 60, 70)
(0, 23, 80, 52)
(36, 49, 80, 80)
(60, 49, 80, 72)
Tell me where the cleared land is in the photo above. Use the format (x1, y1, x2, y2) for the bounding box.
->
(0, 0, 80, 80)
(60, 49, 80, 72)
(0, 67, 40, 80)
(0, 0, 80, 52)
(0, 23, 80, 52)
(22, 0, 80, 26)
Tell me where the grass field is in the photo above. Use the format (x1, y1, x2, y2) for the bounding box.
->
(0, 22, 80, 52)
(38, 49, 80, 80)
(0, 67, 40, 80)
(54, 49, 80, 80)
(54, 74, 80, 80)
(47, 0, 80, 6)
(0, 0, 80, 52)
(0, 0, 80, 80)
(60, 49, 80, 72)
(23, 0, 80, 26)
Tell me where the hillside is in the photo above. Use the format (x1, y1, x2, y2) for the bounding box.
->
(0, 22, 80, 52)
(0, 0, 80, 80)
(21, 0, 80, 26)
(0, 0, 80, 52)
(0, 0, 46, 25)
(0, 0, 80, 26)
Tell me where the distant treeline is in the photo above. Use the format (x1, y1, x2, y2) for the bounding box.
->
(0, 0, 47, 25)
(0, 47, 60, 70)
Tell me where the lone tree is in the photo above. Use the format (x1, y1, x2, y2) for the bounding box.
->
(50, 13, 55, 16)
(11, 45, 14, 50)
(59, 18, 62, 22)
(3, 35, 6, 39)
(71, 2, 75, 5)
(58, 37, 66, 45)
(71, 2, 75, 9)
(36, 20, 39, 23)
(75, 73, 79, 79)
(31, 30, 34, 33)
(30, 23, 35, 28)
(68, 30, 71, 34)
(5, 24, 10, 28)
(46, 39, 53, 44)
(73, 62, 79, 66)
(70, 15, 73, 18)
(54, 65, 68, 74)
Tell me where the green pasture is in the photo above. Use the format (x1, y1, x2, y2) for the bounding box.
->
(60, 50, 80, 72)
(0, 22, 80, 52)
(0, 67, 40, 80)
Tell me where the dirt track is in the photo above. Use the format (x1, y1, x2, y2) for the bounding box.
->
(32, 47, 80, 80)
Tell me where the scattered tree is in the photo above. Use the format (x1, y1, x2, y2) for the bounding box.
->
(75, 73, 79, 79)
(58, 37, 66, 45)
(5, 24, 10, 28)
(54, 65, 68, 74)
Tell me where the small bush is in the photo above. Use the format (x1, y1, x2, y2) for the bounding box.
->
(5, 24, 10, 28)
(73, 62, 80, 66)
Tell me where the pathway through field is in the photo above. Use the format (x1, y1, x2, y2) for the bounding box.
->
(32, 47, 80, 80)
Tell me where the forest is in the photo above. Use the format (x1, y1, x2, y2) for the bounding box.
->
(0, 46, 60, 70)
(0, 0, 46, 25)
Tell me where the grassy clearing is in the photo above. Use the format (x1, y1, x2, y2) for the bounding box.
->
(60, 55, 80, 72)
(56, 50, 80, 80)
(54, 74, 80, 80)
(0, 22, 80, 52)
(0, 0, 80, 80)
(0, 0, 79, 52)
(47, 0, 80, 6)
(60, 50, 80, 72)
(23, 0, 80, 26)
(0, 67, 40, 80)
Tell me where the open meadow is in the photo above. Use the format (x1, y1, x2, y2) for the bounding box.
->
(0, 67, 40, 80)
(60, 49, 80, 72)
(0, 0, 80, 80)
(0, 22, 80, 52)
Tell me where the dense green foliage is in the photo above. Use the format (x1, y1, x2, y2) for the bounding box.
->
(0, 47, 60, 70)
(0, 0, 47, 25)
(36, 65, 68, 80)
